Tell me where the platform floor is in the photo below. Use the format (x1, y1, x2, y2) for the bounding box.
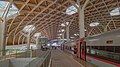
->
(51, 49, 84, 67)
(64, 49, 96, 67)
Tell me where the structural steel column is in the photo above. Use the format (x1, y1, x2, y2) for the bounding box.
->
(77, 7, 85, 58)
(62, 33, 65, 43)
(36, 36, 40, 49)
(77, 0, 89, 58)
(36, 36, 39, 45)
(66, 26, 70, 42)
(79, 9, 85, 38)
(0, 2, 12, 56)
(62, 33, 65, 50)
(0, 21, 7, 56)
(27, 31, 31, 49)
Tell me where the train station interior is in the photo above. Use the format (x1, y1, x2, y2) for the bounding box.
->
(0, 0, 120, 67)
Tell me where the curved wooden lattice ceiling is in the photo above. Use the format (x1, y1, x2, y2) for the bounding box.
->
(1, 0, 120, 45)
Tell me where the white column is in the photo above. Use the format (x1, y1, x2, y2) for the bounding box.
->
(77, 0, 89, 58)
(61, 33, 64, 50)
(77, 1, 85, 58)
(27, 31, 30, 49)
(36, 36, 39, 45)
(0, 1, 12, 56)
(62, 33, 64, 43)
(66, 26, 70, 42)
(77, 0, 89, 38)
(36, 36, 40, 49)
(79, 9, 85, 39)
(77, 7, 85, 58)
(0, 21, 7, 56)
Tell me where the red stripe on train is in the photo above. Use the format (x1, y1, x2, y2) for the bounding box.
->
(87, 55, 120, 66)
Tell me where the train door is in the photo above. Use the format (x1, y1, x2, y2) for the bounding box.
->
(80, 38, 86, 61)
(76, 40, 79, 57)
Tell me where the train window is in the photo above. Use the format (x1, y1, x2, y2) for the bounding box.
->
(91, 49, 96, 54)
(106, 40, 113, 44)
(115, 46, 120, 53)
(106, 46, 114, 52)
(94, 46, 99, 49)
(99, 46, 105, 50)
(86, 46, 120, 63)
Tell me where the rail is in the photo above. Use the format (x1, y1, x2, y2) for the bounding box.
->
(0, 49, 52, 67)
(25, 50, 52, 67)
(0, 49, 46, 60)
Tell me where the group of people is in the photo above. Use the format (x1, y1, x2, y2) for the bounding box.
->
(51, 46, 57, 49)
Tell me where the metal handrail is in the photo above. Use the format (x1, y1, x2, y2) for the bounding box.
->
(25, 50, 51, 67)
(0, 49, 52, 67)
(0, 49, 38, 60)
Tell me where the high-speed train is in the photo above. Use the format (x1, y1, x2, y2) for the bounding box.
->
(65, 29, 120, 67)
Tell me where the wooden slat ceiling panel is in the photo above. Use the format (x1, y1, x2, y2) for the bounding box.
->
(3, 0, 119, 42)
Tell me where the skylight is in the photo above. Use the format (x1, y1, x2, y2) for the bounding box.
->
(61, 29, 65, 32)
(110, 8, 120, 16)
(58, 34, 62, 36)
(89, 22, 99, 27)
(58, 30, 61, 32)
(61, 23, 65, 27)
(58, 29, 65, 33)
(70, 37, 74, 39)
(66, 22, 69, 25)
(57, 37, 61, 38)
(22, 25, 35, 33)
(0, 1, 19, 19)
(60, 39, 67, 41)
(34, 33, 41, 37)
(66, 5, 78, 15)
(74, 33, 79, 36)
